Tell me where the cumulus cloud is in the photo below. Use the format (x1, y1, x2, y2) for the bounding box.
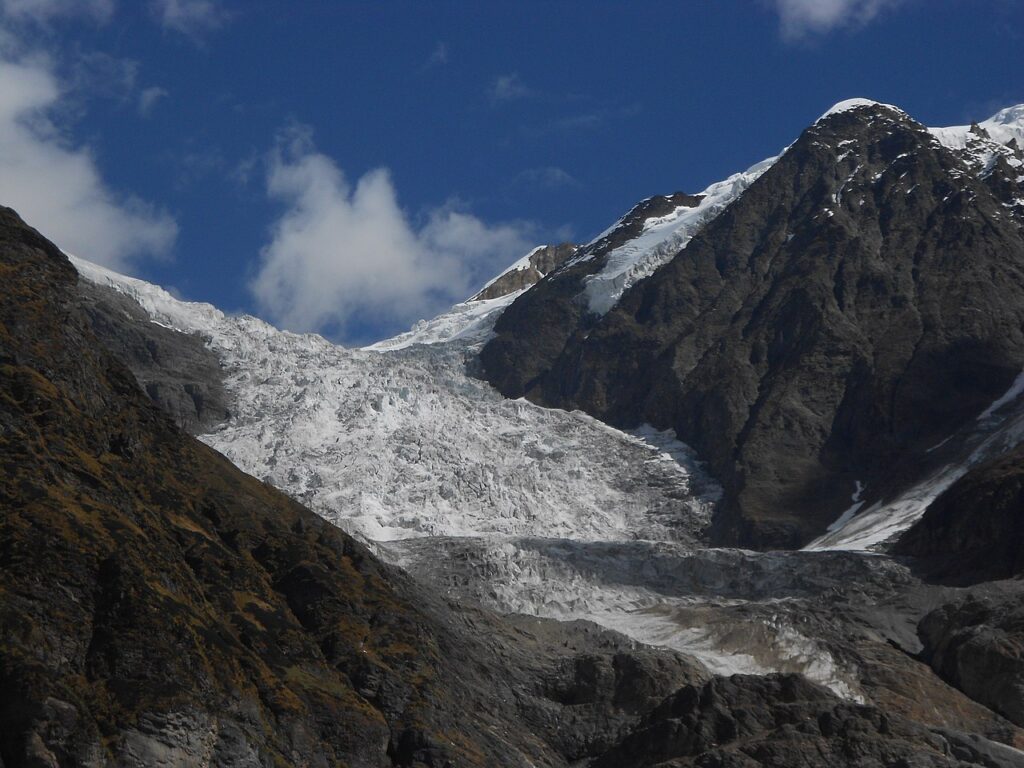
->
(0, 0, 113, 23)
(250, 128, 536, 341)
(0, 54, 177, 269)
(770, 0, 903, 39)
(151, 0, 228, 36)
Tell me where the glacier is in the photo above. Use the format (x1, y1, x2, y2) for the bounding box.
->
(70, 251, 885, 699)
(64, 102, 1024, 698)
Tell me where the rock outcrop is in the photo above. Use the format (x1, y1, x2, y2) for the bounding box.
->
(592, 674, 1024, 768)
(896, 445, 1024, 583)
(471, 243, 577, 301)
(77, 279, 231, 434)
(918, 588, 1024, 729)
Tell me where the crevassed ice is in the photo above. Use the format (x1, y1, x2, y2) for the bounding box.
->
(71, 254, 715, 545)
(72, 254, 872, 700)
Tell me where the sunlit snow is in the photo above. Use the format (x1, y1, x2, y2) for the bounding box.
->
(580, 156, 778, 316)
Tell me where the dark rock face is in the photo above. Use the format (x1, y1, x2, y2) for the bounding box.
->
(501, 619, 706, 762)
(918, 588, 1024, 729)
(591, 674, 1024, 768)
(481, 193, 702, 396)
(895, 445, 1024, 583)
(472, 243, 577, 301)
(76, 279, 231, 434)
(482, 103, 1024, 548)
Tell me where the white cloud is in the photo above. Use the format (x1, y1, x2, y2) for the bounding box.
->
(70, 50, 138, 101)
(0, 54, 177, 270)
(137, 85, 168, 116)
(151, 0, 227, 36)
(0, 0, 113, 23)
(488, 72, 532, 103)
(426, 41, 448, 67)
(515, 166, 581, 189)
(250, 128, 536, 341)
(771, 0, 902, 39)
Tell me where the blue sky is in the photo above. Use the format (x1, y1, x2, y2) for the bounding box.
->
(0, 0, 1021, 344)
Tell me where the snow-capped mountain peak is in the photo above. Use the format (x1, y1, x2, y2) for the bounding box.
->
(62, 96, 1024, 712)
(929, 103, 1024, 168)
(372, 99, 1024, 357)
(816, 97, 908, 122)
(982, 102, 1024, 146)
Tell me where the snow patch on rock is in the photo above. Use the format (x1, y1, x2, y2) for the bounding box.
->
(580, 155, 778, 316)
(365, 291, 523, 352)
(808, 367, 1024, 551)
(929, 103, 1024, 177)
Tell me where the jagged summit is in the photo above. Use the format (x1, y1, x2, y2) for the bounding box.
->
(931, 103, 1024, 150)
(816, 97, 908, 122)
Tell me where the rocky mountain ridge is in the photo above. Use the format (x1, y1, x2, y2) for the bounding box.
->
(481, 98, 1024, 549)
